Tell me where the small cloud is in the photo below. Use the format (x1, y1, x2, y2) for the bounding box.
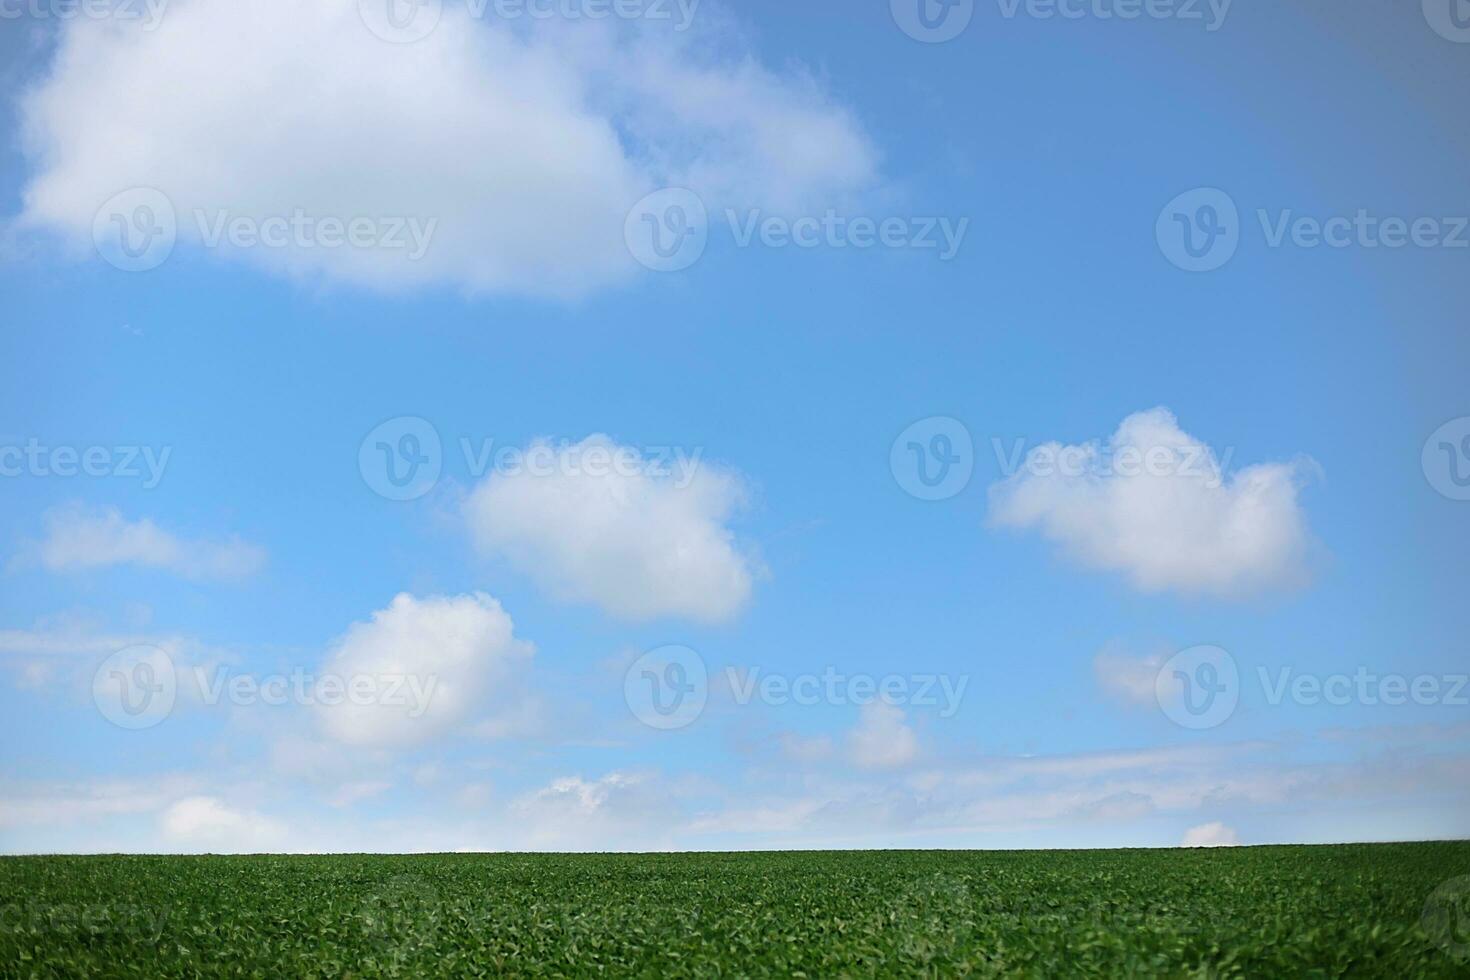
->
(848, 702, 919, 771)
(1181, 821, 1241, 847)
(989, 408, 1318, 598)
(315, 592, 533, 749)
(509, 772, 675, 848)
(464, 436, 757, 623)
(31, 505, 265, 581)
(160, 796, 286, 851)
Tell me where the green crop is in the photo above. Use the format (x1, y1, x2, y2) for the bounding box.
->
(2, 842, 1467, 977)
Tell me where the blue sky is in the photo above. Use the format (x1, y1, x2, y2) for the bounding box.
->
(1, 0, 1468, 852)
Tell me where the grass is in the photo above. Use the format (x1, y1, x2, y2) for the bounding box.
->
(2, 842, 1468, 977)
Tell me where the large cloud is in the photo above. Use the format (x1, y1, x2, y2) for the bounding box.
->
(316, 592, 532, 747)
(988, 408, 1317, 598)
(464, 436, 756, 622)
(16, 0, 876, 296)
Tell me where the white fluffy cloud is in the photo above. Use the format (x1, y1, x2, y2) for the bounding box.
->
(18, 0, 876, 296)
(848, 702, 919, 771)
(316, 592, 532, 747)
(988, 408, 1316, 598)
(1181, 821, 1240, 847)
(31, 505, 265, 580)
(464, 436, 755, 622)
(508, 772, 675, 848)
(160, 796, 286, 851)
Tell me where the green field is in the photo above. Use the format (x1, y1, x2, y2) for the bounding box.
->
(2, 843, 1468, 977)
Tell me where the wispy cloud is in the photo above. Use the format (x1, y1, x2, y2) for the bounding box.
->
(29, 505, 266, 580)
